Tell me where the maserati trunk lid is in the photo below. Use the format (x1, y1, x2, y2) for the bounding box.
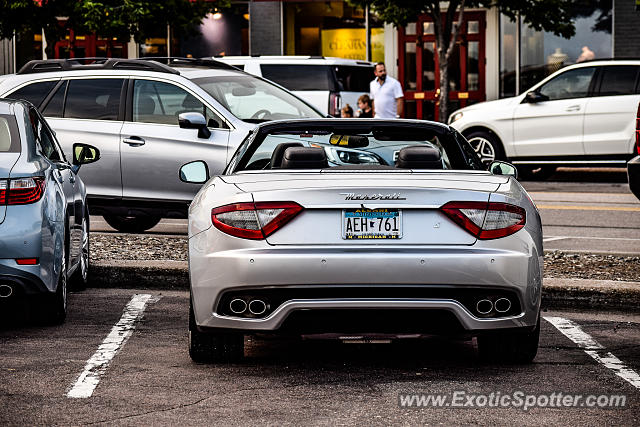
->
(225, 171, 506, 245)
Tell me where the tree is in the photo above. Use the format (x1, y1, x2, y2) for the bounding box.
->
(351, 0, 578, 122)
(0, 0, 227, 59)
(78, 0, 229, 44)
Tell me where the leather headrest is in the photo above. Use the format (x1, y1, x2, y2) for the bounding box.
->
(395, 146, 443, 169)
(280, 147, 328, 169)
(270, 142, 303, 169)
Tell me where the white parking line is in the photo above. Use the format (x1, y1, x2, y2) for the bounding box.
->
(67, 294, 159, 399)
(543, 236, 640, 242)
(545, 316, 640, 390)
(543, 236, 569, 243)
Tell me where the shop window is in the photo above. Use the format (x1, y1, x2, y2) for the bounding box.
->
(467, 41, 480, 91)
(284, 2, 384, 61)
(404, 42, 417, 90)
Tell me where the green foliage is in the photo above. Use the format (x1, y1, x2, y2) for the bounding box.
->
(0, 0, 228, 44)
(351, 0, 578, 38)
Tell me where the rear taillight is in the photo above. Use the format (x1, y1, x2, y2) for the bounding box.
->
(16, 258, 38, 265)
(3, 177, 45, 205)
(440, 201, 526, 240)
(329, 92, 342, 117)
(635, 102, 639, 155)
(211, 202, 303, 240)
(0, 180, 6, 204)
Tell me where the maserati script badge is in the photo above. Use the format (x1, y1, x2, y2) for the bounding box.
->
(340, 193, 407, 201)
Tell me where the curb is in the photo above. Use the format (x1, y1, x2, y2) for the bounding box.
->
(91, 261, 640, 311)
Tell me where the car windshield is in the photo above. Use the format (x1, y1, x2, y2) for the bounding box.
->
(192, 76, 323, 123)
(229, 123, 483, 173)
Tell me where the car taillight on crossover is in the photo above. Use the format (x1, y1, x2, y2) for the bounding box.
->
(0, 177, 45, 205)
(211, 202, 303, 240)
(440, 201, 526, 239)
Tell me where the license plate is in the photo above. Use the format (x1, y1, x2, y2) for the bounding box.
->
(342, 208, 402, 240)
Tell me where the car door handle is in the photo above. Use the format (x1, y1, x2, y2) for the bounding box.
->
(123, 136, 146, 147)
(566, 105, 581, 112)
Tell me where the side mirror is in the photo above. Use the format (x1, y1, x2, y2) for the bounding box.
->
(489, 160, 518, 179)
(179, 112, 211, 139)
(524, 91, 548, 104)
(179, 160, 209, 184)
(72, 143, 100, 168)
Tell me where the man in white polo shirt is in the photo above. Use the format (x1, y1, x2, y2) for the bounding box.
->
(369, 62, 404, 118)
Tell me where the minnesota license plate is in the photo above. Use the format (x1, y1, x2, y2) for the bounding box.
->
(342, 208, 402, 240)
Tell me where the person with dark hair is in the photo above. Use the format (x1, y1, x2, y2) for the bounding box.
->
(369, 62, 404, 118)
(340, 104, 354, 118)
(357, 94, 373, 118)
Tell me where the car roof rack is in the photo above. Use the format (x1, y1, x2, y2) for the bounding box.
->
(141, 57, 239, 70)
(17, 58, 180, 75)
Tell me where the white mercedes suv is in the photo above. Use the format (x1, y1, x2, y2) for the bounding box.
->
(449, 60, 640, 179)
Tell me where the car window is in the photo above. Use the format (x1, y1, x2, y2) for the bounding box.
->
(64, 79, 124, 120)
(598, 66, 640, 96)
(192, 76, 322, 123)
(7, 81, 57, 108)
(30, 109, 63, 162)
(538, 67, 596, 101)
(231, 126, 474, 173)
(334, 66, 374, 92)
(260, 65, 334, 91)
(0, 115, 20, 153)
(41, 81, 67, 118)
(132, 80, 225, 128)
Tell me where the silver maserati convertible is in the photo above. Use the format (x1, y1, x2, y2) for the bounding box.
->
(180, 119, 543, 364)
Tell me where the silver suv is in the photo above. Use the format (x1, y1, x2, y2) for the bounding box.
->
(0, 58, 323, 232)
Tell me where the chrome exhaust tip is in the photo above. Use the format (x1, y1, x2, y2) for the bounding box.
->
(248, 299, 267, 316)
(229, 298, 247, 315)
(476, 299, 493, 315)
(0, 284, 13, 298)
(494, 298, 512, 313)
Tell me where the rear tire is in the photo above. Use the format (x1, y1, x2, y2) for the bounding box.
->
(103, 214, 161, 233)
(464, 130, 505, 166)
(41, 243, 68, 325)
(477, 316, 540, 364)
(69, 212, 90, 291)
(189, 298, 244, 363)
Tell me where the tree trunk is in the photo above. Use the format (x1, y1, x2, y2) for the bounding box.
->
(438, 57, 449, 123)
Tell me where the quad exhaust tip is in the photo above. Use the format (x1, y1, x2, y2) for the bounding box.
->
(494, 297, 512, 313)
(229, 298, 247, 315)
(0, 284, 13, 298)
(476, 299, 493, 315)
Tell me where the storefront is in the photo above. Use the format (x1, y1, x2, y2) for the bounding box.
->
(398, 11, 487, 122)
(282, 1, 384, 61)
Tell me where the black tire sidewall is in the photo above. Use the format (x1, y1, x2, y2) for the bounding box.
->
(103, 214, 161, 233)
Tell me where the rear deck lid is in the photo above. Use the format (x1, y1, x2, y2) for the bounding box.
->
(225, 171, 506, 246)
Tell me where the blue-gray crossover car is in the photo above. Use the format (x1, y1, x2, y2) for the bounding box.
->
(0, 99, 99, 324)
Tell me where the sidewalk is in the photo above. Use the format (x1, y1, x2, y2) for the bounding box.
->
(91, 260, 640, 311)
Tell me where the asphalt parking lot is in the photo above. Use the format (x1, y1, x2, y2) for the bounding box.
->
(1, 288, 639, 425)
